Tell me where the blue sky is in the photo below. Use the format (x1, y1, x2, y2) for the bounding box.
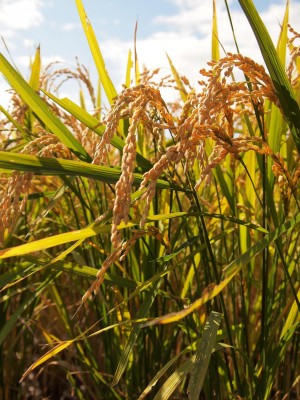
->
(0, 0, 299, 106)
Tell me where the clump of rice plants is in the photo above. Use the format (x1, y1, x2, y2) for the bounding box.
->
(0, 0, 299, 399)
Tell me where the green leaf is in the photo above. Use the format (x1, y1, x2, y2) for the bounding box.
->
(0, 151, 176, 190)
(153, 358, 194, 400)
(223, 213, 300, 278)
(75, 0, 117, 105)
(166, 53, 188, 102)
(256, 320, 299, 400)
(28, 45, 41, 91)
(125, 49, 133, 88)
(266, 1, 289, 186)
(0, 221, 136, 259)
(20, 340, 74, 382)
(238, 0, 300, 155)
(0, 53, 91, 161)
(138, 348, 192, 399)
(0, 294, 37, 346)
(206, 140, 235, 213)
(187, 311, 223, 399)
(111, 283, 159, 386)
(280, 288, 300, 340)
(212, 0, 220, 62)
(134, 21, 140, 86)
(144, 213, 300, 325)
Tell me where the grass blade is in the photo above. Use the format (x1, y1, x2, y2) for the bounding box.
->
(75, 0, 117, 105)
(166, 53, 188, 102)
(20, 340, 74, 382)
(0, 53, 91, 161)
(187, 311, 223, 399)
(125, 49, 133, 88)
(0, 221, 135, 259)
(138, 348, 191, 399)
(238, 0, 300, 154)
(112, 274, 163, 386)
(144, 213, 300, 325)
(0, 151, 175, 190)
(153, 358, 194, 400)
(134, 21, 140, 86)
(266, 2, 289, 185)
(0, 294, 36, 346)
(212, 0, 220, 61)
(28, 45, 41, 91)
(280, 288, 300, 340)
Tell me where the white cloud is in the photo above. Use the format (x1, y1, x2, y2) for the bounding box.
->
(1, 0, 299, 108)
(61, 23, 79, 32)
(17, 54, 66, 69)
(98, 33, 211, 103)
(90, 1, 300, 112)
(23, 38, 35, 48)
(0, 81, 13, 110)
(154, 0, 217, 36)
(0, 0, 44, 30)
(40, 55, 66, 66)
(95, 0, 300, 105)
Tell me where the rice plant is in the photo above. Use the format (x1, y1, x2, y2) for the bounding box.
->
(0, 0, 299, 398)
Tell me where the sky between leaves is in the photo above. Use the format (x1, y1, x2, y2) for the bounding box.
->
(0, 0, 299, 107)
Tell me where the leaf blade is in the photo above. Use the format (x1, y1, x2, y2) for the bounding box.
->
(0, 53, 91, 161)
(0, 151, 175, 190)
(238, 0, 300, 154)
(75, 0, 117, 104)
(188, 311, 223, 399)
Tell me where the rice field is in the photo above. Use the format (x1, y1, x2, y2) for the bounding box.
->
(0, 0, 299, 398)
